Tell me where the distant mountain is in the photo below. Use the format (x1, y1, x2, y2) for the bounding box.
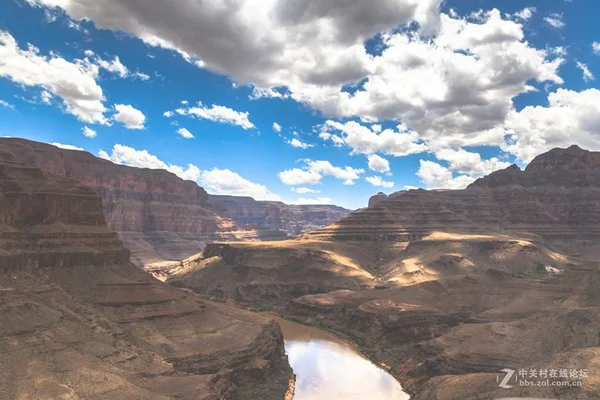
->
(0, 138, 350, 270)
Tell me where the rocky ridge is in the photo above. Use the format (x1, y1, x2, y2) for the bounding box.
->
(171, 145, 600, 399)
(0, 138, 349, 270)
(0, 153, 293, 399)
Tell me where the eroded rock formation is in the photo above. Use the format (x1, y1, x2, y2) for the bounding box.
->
(171, 145, 600, 399)
(0, 138, 349, 270)
(0, 154, 293, 399)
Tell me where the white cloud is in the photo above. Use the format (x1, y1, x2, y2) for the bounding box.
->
(290, 197, 333, 205)
(576, 61, 595, 82)
(279, 160, 364, 186)
(40, 90, 53, 104)
(85, 50, 149, 81)
(175, 102, 254, 129)
(365, 175, 394, 188)
(321, 120, 426, 156)
(433, 148, 511, 175)
(0, 99, 14, 110)
(0, 31, 107, 124)
(28, 0, 441, 89)
(163, 110, 174, 118)
(367, 154, 390, 173)
(417, 160, 475, 189)
(51, 142, 84, 151)
(544, 13, 565, 29)
(82, 126, 97, 138)
(250, 87, 289, 100)
(200, 168, 281, 200)
(594, 42, 600, 55)
(510, 7, 536, 21)
(503, 88, 600, 162)
(278, 168, 322, 186)
(26, 3, 564, 151)
(134, 71, 150, 81)
(292, 187, 320, 194)
(288, 138, 313, 149)
(96, 55, 128, 77)
(98, 144, 280, 200)
(177, 127, 194, 139)
(113, 104, 146, 129)
(273, 122, 282, 133)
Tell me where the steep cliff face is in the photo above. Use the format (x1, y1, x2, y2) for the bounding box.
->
(173, 145, 600, 399)
(208, 195, 351, 235)
(0, 154, 293, 399)
(0, 138, 346, 269)
(311, 145, 600, 242)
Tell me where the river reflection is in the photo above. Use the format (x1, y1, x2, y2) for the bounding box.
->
(273, 317, 410, 400)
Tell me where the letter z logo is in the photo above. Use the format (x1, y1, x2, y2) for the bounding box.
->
(498, 368, 516, 389)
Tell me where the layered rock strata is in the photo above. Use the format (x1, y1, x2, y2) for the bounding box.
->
(0, 154, 293, 399)
(171, 145, 600, 399)
(0, 138, 348, 270)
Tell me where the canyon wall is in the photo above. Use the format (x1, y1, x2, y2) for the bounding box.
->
(208, 195, 351, 235)
(0, 152, 293, 399)
(0, 138, 348, 268)
(172, 145, 600, 399)
(310, 144, 600, 242)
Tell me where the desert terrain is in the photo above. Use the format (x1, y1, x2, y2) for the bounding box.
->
(170, 145, 600, 399)
(0, 147, 294, 399)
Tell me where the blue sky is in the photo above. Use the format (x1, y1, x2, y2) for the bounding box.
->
(1, 0, 599, 209)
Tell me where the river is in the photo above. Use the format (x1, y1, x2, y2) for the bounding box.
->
(272, 316, 410, 400)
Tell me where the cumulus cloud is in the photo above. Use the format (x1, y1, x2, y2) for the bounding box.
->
(594, 42, 600, 55)
(288, 138, 313, 149)
(0, 31, 107, 124)
(367, 154, 390, 173)
(503, 88, 600, 162)
(292, 187, 321, 194)
(417, 160, 475, 189)
(273, 122, 282, 132)
(51, 142, 84, 151)
(27, 0, 441, 89)
(113, 104, 146, 129)
(177, 127, 194, 139)
(26, 2, 564, 153)
(576, 61, 595, 82)
(433, 148, 512, 175)
(175, 102, 254, 129)
(98, 144, 280, 200)
(199, 168, 281, 200)
(321, 120, 426, 156)
(82, 126, 97, 138)
(365, 175, 394, 188)
(279, 160, 365, 186)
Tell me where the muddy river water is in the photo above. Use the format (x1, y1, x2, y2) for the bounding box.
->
(272, 316, 410, 400)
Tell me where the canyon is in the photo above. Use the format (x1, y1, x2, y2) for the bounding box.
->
(0, 146, 294, 399)
(170, 145, 600, 399)
(0, 138, 349, 273)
